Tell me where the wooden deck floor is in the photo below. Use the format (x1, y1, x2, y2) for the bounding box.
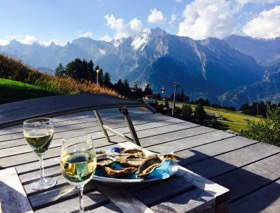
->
(1, 108, 280, 212)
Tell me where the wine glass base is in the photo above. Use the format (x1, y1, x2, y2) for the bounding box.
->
(31, 177, 57, 190)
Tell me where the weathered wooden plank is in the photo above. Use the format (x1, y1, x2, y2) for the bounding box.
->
(212, 153, 280, 202)
(176, 167, 230, 203)
(145, 130, 235, 153)
(88, 203, 121, 212)
(0, 111, 184, 152)
(230, 179, 280, 213)
(133, 176, 194, 205)
(151, 187, 215, 213)
(138, 126, 214, 149)
(23, 172, 64, 194)
(28, 182, 101, 210)
(16, 156, 60, 174)
(0, 129, 108, 159)
(94, 182, 154, 213)
(0, 136, 118, 169)
(0, 168, 33, 213)
(150, 136, 256, 168)
(186, 141, 280, 180)
(34, 189, 109, 212)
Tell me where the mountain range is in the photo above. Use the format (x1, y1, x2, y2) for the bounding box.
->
(1, 28, 280, 109)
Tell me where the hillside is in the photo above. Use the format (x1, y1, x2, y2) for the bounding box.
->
(0, 78, 60, 104)
(225, 35, 280, 66)
(219, 65, 280, 108)
(0, 54, 121, 104)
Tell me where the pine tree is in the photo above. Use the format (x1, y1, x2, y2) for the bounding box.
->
(55, 63, 66, 77)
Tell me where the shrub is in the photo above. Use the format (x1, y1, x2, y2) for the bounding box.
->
(241, 106, 280, 146)
(194, 104, 207, 123)
(181, 104, 193, 121)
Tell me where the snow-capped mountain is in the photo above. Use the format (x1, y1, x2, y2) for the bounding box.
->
(1, 28, 279, 108)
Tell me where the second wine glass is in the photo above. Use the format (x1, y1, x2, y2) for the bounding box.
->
(61, 134, 97, 213)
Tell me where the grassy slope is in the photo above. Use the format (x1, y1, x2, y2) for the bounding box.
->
(0, 54, 122, 104)
(0, 78, 61, 104)
(158, 100, 260, 132)
(204, 106, 260, 132)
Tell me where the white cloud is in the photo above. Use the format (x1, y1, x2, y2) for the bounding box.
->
(104, 14, 125, 32)
(0, 34, 37, 45)
(0, 39, 9, 45)
(236, 0, 280, 5)
(243, 6, 280, 38)
(104, 14, 145, 46)
(177, 0, 238, 39)
(106, 16, 128, 45)
(129, 18, 142, 32)
(131, 28, 151, 50)
(18, 34, 37, 44)
(0, 35, 68, 46)
(103, 14, 152, 49)
(104, 14, 131, 45)
(147, 8, 166, 24)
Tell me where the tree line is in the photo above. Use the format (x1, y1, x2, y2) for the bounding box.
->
(55, 58, 280, 114)
(240, 101, 280, 117)
(55, 58, 155, 99)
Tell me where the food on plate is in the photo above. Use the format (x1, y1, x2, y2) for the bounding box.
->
(136, 154, 164, 178)
(95, 148, 176, 179)
(113, 148, 146, 162)
(97, 156, 114, 168)
(118, 156, 146, 167)
(121, 148, 146, 158)
(104, 166, 137, 178)
(96, 150, 107, 158)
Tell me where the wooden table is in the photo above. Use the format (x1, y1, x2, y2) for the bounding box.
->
(3, 94, 280, 212)
(0, 107, 230, 212)
(0, 141, 229, 213)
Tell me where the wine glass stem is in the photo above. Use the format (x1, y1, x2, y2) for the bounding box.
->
(39, 156, 45, 180)
(78, 186, 84, 213)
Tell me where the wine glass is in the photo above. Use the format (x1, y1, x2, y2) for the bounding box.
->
(60, 134, 97, 213)
(23, 117, 57, 190)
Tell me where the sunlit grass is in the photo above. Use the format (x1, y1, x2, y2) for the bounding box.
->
(0, 76, 122, 104)
(204, 106, 261, 132)
(0, 53, 123, 104)
(0, 78, 60, 104)
(168, 102, 261, 133)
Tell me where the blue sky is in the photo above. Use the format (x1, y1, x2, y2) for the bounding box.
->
(0, 0, 279, 46)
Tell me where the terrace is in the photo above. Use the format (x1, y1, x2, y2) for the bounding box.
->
(0, 94, 279, 212)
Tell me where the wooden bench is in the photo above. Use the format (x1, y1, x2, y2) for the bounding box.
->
(0, 94, 155, 146)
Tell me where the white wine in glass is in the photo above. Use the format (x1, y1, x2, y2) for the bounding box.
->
(23, 117, 56, 190)
(61, 134, 97, 213)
